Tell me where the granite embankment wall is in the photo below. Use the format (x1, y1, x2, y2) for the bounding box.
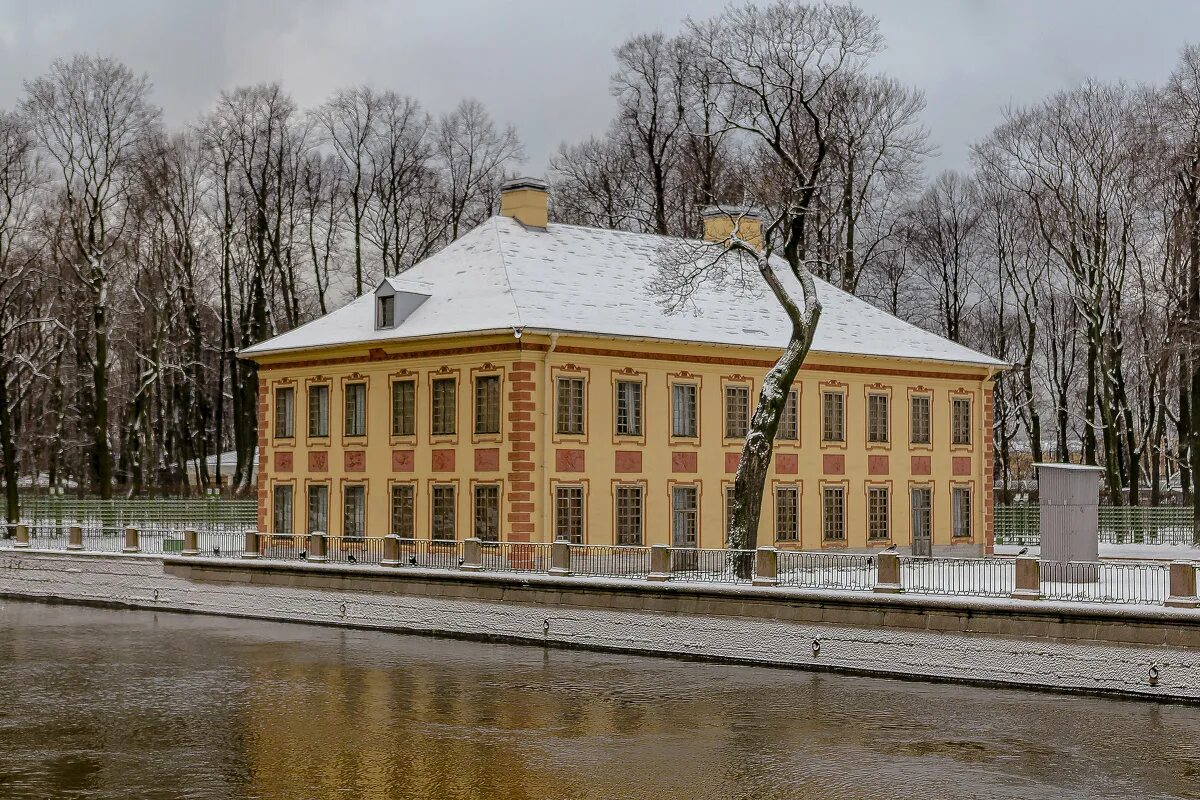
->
(2, 549, 1199, 701)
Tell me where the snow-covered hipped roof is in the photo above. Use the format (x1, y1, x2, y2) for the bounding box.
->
(242, 216, 1005, 368)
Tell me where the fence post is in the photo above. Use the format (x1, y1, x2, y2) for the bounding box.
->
(308, 531, 327, 563)
(14, 524, 29, 548)
(241, 529, 260, 559)
(122, 526, 140, 553)
(1165, 561, 1199, 609)
(1011, 555, 1041, 600)
(381, 534, 401, 567)
(461, 538, 484, 571)
(752, 546, 778, 587)
(67, 524, 83, 551)
(647, 544, 671, 582)
(182, 529, 199, 556)
(874, 551, 901, 593)
(549, 540, 571, 576)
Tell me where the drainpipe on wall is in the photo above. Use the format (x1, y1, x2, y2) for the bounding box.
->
(542, 333, 559, 542)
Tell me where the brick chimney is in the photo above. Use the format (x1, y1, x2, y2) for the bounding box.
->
(500, 177, 549, 228)
(701, 206, 762, 249)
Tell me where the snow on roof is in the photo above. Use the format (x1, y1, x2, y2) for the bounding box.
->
(242, 216, 1006, 368)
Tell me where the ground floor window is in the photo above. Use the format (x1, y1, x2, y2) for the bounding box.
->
(391, 484, 415, 538)
(867, 486, 889, 540)
(775, 485, 799, 542)
(432, 484, 456, 540)
(555, 485, 584, 543)
(911, 487, 932, 543)
(474, 484, 500, 542)
(615, 485, 643, 545)
(307, 485, 329, 534)
(822, 486, 845, 541)
(273, 485, 293, 535)
(671, 486, 698, 547)
(952, 486, 972, 538)
(343, 485, 366, 539)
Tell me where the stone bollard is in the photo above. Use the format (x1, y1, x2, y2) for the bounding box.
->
(647, 544, 671, 582)
(1165, 561, 1199, 609)
(14, 524, 29, 548)
(241, 529, 260, 559)
(753, 546, 779, 587)
(182, 528, 199, 556)
(1011, 555, 1042, 600)
(67, 524, 83, 551)
(549, 540, 571, 576)
(308, 531, 328, 563)
(381, 534, 401, 567)
(123, 526, 140, 553)
(874, 551, 901, 593)
(461, 537, 484, 571)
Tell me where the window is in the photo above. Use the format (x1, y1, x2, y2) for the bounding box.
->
(910, 395, 931, 445)
(911, 487, 932, 543)
(273, 485, 293, 535)
(615, 380, 643, 436)
(671, 383, 698, 438)
(777, 390, 799, 441)
(432, 484, 456, 540)
(556, 377, 585, 435)
(474, 375, 501, 435)
(308, 385, 329, 437)
(615, 485, 644, 545)
(725, 385, 750, 439)
(343, 485, 365, 539)
(867, 394, 889, 443)
(671, 486, 699, 547)
(391, 380, 415, 437)
(274, 387, 294, 438)
(555, 485, 584, 543)
(378, 294, 395, 328)
(391, 484, 415, 538)
(952, 398, 972, 445)
(474, 484, 500, 541)
(775, 485, 799, 542)
(822, 486, 845, 540)
(822, 391, 844, 442)
(307, 485, 329, 534)
(868, 487, 890, 540)
(952, 486, 972, 538)
(344, 382, 367, 437)
(725, 484, 737, 534)
(432, 378, 456, 436)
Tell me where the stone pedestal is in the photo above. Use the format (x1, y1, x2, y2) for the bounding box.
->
(461, 538, 484, 571)
(123, 527, 140, 553)
(752, 547, 778, 587)
(549, 541, 571, 576)
(241, 530, 260, 559)
(874, 552, 901, 593)
(647, 544, 671, 582)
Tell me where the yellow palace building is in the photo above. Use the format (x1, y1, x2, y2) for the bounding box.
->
(241, 178, 1006, 555)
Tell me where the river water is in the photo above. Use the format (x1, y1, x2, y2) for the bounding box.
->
(0, 600, 1197, 800)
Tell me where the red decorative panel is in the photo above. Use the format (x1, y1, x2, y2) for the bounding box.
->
(474, 448, 500, 472)
(725, 452, 740, 473)
(953, 456, 972, 476)
(344, 450, 366, 472)
(275, 452, 293, 472)
(868, 455, 889, 476)
(672, 451, 698, 473)
(432, 449, 456, 472)
(822, 454, 845, 475)
(615, 450, 642, 473)
(911, 455, 931, 475)
(308, 451, 328, 472)
(776, 453, 798, 474)
(392, 449, 415, 472)
(556, 448, 585, 472)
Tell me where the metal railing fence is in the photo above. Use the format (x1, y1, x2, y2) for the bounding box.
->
(669, 548, 757, 585)
(1039, 561, 1170, 605)
(777, 551, 877, 591)
(568, 545, 653, 579)
(480, 541, 552, 573)
(899, 556, 1015, 598)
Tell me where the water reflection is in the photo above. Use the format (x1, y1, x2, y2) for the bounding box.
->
(0, 599, 1197, 799)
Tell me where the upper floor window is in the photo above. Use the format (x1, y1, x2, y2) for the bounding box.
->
(777, 389, 798, 441)
(431, 378, 456, 436)
(775, 485, 799, 542)
(910, 395, 931, 444)
(308, 385, 329, 438)
(556, 377, 585, 435)
(671, 383, 698, 438)
(377, 294, 396, 328)
(952, 398, 972, 445)
(725, 385, 750, 439)
(615, 380, 643, 437)
(867, 393, 889, 443)
(274, 387, 294, 439)
(821, 391, 844, 443)
(344, 382, 367, 437)
(474, 375, 501, 435)
(615, 485, 644, 545)
(391, 379, 415, 437)
(474, 484, 500, 542)
(555, 485, 584, 543)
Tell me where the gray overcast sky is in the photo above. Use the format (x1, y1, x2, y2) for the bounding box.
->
(2, 0, 1198, 176)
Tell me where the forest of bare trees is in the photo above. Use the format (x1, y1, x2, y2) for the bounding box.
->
(4, 2, 1200, 529)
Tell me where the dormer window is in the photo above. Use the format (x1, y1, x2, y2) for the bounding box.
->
(378, 294, 395, 328)
(373, 278, 430, 330)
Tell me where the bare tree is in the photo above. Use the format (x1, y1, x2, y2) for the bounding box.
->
(434, 99, 523, 240)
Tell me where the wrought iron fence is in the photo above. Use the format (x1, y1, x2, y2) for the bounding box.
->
(899, 556, 1015, 598)
(395, 538, 464, 570)
(777, 551, 876, 591)
(1039, 560, 1170, 605)
(479, 541, 552, 573)
(669, 547, 757, 584)
(995, 504, 1199, 546)
(567, 545, 653, 579)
